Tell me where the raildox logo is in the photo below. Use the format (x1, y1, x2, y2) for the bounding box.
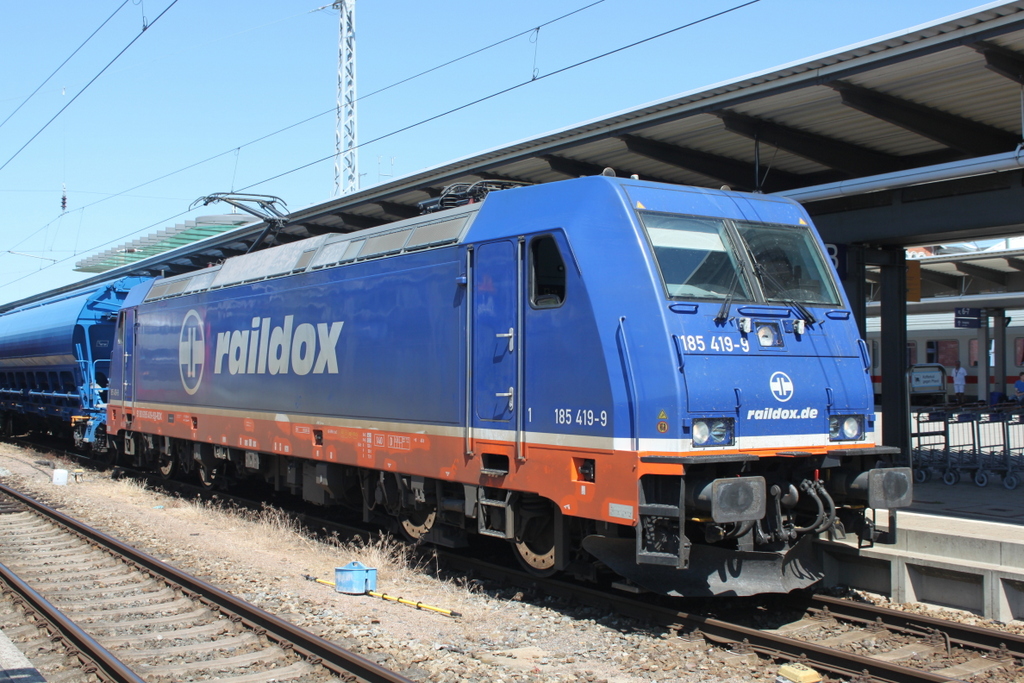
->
(179, 310, 206, 395)
(769, 371, 794, 402)
(213, 315, 344, 377)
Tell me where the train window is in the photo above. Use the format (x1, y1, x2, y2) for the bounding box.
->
(968, 338, 994, 367)
(926, 339, 959, 366)
(293, 249, 317, 272)
(530, 235, 566, 308)
(144, 281, 171, 301)
(735, 221, 840, 306)
(639, 213, 752, 301)
(360, 229, 413, 258)
(406, 216, 467, 249)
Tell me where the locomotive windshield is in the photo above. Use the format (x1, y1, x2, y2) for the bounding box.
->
(641, 214, 753, 301)
(640, 211, 840, 306)
(735, 221, 840, 306)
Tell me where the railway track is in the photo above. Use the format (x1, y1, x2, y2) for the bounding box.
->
(439, 554, 1024, 683)
(0, 482, 412, 683)
(8, 447, 1024, 682)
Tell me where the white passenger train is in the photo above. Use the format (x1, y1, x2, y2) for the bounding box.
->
(866, 310, 1024, 403)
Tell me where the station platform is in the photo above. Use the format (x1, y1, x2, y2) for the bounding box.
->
(0, 627, 44, 683)
(819, 478, 1024, 623)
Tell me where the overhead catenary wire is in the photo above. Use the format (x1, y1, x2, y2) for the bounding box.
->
(0, 208, 192, 293)
(1, 0, 610, 259)
(0, 0, 131, 133)
(239, 0, 762, 192)
(0, 0, 761, 293)
(0, 0, 180, 175)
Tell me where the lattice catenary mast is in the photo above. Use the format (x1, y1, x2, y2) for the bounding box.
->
(334, 0, 357, 197)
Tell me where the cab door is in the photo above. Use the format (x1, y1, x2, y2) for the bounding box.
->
(118, 309, 136, 411)
(472, 240, 520, 424)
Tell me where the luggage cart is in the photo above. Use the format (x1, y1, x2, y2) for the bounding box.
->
(972, 410, 1010, 487)
(1000, 409, 1024, 490)
(941, 410, 981, 486)
(911, 409, 949, 483)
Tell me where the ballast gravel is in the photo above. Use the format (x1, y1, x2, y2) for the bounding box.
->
(0, 443, 1017, 682)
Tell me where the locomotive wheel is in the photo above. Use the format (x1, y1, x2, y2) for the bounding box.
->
(197, 461, 218, 489)
(514, 530, 557, 576)
(157, 453, 177, 479)
(513, 500, 557, 577)
(398, 507, 436, 542)
(95, 442, 119, 469)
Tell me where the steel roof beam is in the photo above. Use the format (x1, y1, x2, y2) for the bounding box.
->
(972, 41, 1024, 85)
(269, 233, 306, 246)
(540, 154, 654, 182)
(919, 268, 962, 289)
(298, 224, 338, 237)
(830, 81, 1018, 156)
(717, 112, 909, 177)
(617, 134, 809, 192)
(955, 261, 1008, 286)
(332, 212, 387, 230)
(470, 170, 530, 183)
(373, 201, 421, 220)
(1004, 256, 1024, 271)
(155, 263, 191, 276)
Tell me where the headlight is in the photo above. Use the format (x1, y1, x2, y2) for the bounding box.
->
(692, 418, 734, 447)
(693, 420, 710, 445)
(829, 415, 864, 441)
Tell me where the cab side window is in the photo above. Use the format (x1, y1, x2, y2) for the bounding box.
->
(530, 235, 566, 308)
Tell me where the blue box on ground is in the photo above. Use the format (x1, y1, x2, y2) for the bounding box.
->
(335, 561, 377, 594)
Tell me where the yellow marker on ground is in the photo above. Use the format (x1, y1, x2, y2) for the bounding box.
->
(302, 574, 461, 618)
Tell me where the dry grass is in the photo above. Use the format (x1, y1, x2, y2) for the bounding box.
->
(154, 494, 425, 585)
(7, 447, 459, 601)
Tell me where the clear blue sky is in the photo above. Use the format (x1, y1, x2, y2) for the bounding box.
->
(0, 0, 999, 305)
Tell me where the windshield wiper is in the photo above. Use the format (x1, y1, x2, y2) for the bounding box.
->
(746, 250, 817, 326)
(715, 273, 740, 324)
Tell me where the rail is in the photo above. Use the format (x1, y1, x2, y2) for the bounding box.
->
(0, 559, 144, 683)
(0, 482, 414, 683)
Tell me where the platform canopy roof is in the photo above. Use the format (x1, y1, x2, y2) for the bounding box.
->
(72, 215, 255, 273)
(9, 0, 1024, 314)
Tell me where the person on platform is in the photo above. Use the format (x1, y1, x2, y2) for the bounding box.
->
(1015, 372, 1024, 403)
(952, 360, 967, 404)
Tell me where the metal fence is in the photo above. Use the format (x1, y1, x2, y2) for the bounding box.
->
(911, 405, 1024, 489)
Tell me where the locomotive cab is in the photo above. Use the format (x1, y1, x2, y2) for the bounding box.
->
(566, 180, 912, 595)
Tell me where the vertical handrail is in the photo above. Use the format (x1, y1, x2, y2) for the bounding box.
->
(464, 247, 474, 458)
(515, 237, 525, 462)
(617, 316, 640, 452)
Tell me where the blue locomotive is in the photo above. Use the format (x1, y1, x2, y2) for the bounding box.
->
(1, 176, 912, 596)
